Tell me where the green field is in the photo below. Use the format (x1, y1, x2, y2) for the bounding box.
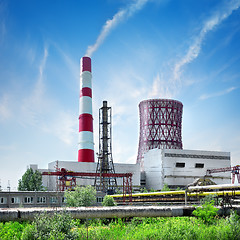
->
(0, 213, 240, 240)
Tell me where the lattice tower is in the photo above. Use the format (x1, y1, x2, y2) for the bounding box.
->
(94, 101, 118, 193)
(137, 99, 183, 170)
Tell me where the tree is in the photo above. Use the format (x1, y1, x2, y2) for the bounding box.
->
(64, 185, 96, 207)
(102, 195, 117, 206)
(18, 168, 44, 191)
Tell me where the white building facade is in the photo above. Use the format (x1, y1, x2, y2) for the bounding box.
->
(34, 161, 140, 191)
(143, 148, 231, 190)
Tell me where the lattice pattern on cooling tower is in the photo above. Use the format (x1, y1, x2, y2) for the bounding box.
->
(137, 99, 183, 168)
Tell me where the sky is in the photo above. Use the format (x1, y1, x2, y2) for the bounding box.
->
(0, 0, 240, 190)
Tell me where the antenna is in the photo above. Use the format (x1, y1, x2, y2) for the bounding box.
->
(7, 180, 10, 192)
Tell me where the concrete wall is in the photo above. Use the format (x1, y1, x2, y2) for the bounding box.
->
(144, 149, 163, 190)
(143, 148, 231, 190)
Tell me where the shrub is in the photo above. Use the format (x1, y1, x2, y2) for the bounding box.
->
(64, 185, 96, 207)
(227, 210, 240, 239)
(200, 194, 217, 205)
(102, 195, 117, 206)
(161, 183, 170, 191)
(140, 187, 148, 193)
(192, 200, 218, 224)
(21, 211, 78, 240)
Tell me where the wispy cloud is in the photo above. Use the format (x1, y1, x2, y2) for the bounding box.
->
(20, 47, 49, 126)
(85, 0, 149, 57)
(173, 0, 240, 81)
(149, 73, 174, 99)
(149, 0, 240, 98)
(42, 110, 77, 145)
(199, 86, 237, 100)
(19, 46, 77, 145)
(0, 94, 12, 121)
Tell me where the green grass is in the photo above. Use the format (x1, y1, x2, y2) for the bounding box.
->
(0, 213, 240, 239)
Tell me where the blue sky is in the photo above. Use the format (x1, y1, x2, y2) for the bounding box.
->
(0, 0, 240, 190)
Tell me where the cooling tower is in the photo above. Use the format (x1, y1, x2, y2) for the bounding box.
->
(137, 99, 183, 168)
(78, 56, 94, 162)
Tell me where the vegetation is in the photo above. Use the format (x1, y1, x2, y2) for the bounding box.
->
(21, 211, 78, 240)
(161, 183, 171, 191)
(192, 200, 219, 224)
(18, 168, 44, 191)
(1, 211, 240, 239)
(64, 185, 96, 207)
(102, 195, 117, 207)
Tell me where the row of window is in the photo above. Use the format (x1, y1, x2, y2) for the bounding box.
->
(0, 196, 62, 205)
(175, 162, 204, 168)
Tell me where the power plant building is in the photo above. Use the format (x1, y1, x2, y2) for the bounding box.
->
(143, 149, 231, 190)
(31, 57, 232, 192)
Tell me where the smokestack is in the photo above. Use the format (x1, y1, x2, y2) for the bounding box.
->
(78, 56, 94, 162)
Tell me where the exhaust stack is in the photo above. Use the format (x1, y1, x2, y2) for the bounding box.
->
(78, 56, 94, 162)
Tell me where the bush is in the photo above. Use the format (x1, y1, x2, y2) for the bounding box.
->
(102, 195, 117, 206)
(64, 185, 96, 207)
(21, 211, 78, 240)
(200, 194, 217, 205)
(161, 183, 170, 191)
(192, 200, 218, 224)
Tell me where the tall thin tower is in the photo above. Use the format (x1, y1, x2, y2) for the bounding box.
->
(78, 56, 94, 162)
(94, 101, 117, 193)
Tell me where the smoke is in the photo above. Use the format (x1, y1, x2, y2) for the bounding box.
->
(85, 0, 149, 57)
(173, 0, 240, 81)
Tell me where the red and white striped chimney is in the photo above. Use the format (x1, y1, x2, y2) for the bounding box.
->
(78, 56, 94, 162)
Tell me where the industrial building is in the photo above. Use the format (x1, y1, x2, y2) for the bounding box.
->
(30, 57, 231, 192)
(143, 148, 231, 190)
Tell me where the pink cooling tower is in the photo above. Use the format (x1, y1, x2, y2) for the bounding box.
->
(78, 57, 94, 162)
(137, 99, 183, 168)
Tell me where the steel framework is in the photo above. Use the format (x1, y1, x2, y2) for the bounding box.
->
(206, 165, 240, 184)
(137, 99, 183, 169)
(42, 168, 132, 201)
(94, 101, 118, 193)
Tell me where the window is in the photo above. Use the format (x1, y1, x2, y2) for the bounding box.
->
(176, 162, 185, 168)
(11, 197, 20, 204)
(50, 197, 58, 204)
(0, 197, 7, 204)
(37, 197, 46, 203)
(24, 197, 34, 204)
(97, 197, 103, 203)
(195, 163, 204, 168)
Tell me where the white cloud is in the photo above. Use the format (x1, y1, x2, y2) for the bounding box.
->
(85, 0, 149, 57)
(0, 94, 12, 121)
(20, 47, 49, 127)
(150, 0, 240, 99)
(149, 73, 174, 99)
(173, 0, 240, 82)
(19, 46, 77, 145)
(42, 110, 77, 145)
(199, 86, 237, 100)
